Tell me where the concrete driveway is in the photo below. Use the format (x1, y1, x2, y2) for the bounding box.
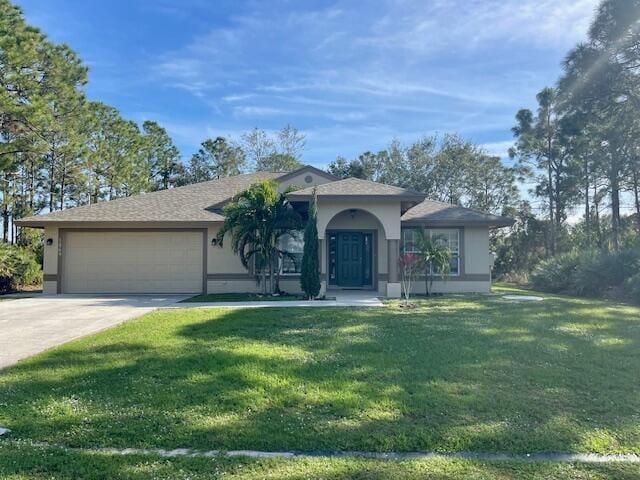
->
(0, 295, 186, 369)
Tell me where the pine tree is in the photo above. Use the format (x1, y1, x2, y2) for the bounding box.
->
(300, 189, 320, 299)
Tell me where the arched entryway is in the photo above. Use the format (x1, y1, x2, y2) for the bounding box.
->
(321, 208, 390, 293)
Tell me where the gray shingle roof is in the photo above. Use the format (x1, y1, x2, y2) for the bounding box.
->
(288, 177, 425, 199)
(17, 166, 514, 228)
(17, 171, 282, 225)
(402, 200, 514, 227)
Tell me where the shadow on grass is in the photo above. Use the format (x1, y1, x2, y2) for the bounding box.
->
(0, 292, 639, 454)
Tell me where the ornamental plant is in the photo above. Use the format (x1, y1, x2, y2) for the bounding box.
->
(398, 252, 422, 303)
(300, 189, 321, 299)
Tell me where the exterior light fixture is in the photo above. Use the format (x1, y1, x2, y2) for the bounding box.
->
(211, 238, 219, 247)
(349, 209, 357, 219)
(46, 238, 54, 246)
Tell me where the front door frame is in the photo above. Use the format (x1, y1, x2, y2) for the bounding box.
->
(326, 229, 378, 290)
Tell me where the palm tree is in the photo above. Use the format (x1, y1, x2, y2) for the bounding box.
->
(217, 180, 302, 294)
(414, 229, 452, 296)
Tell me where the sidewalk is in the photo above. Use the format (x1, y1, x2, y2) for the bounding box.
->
(164, 290, 384, 309)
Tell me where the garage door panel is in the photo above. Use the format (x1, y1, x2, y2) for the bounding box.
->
(63, 231, 204, 294)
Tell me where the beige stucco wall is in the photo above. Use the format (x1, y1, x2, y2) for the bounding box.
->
(408, 280, 491, 294)
(403, 226, 492, 295)
(36, 210, 494, 297)
(316, 199, 402, 240)
(277, 171, 333, 191)
(464, 226, 491, 275)
(207, 224, 248, 275)
(206, 224, 305, 294)
(42, 226, 59, 294)
(207, 279, 303, 294)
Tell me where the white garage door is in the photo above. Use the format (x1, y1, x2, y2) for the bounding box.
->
(62, 231, 204, 294)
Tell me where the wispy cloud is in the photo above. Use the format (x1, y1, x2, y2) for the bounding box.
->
(360, 0, 598, 54)
(146, 0, 598, 164)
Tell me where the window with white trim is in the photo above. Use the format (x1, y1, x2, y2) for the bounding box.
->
(401, 228, 460, 275)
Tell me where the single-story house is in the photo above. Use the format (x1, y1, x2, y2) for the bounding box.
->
(17, 165, 513, 297)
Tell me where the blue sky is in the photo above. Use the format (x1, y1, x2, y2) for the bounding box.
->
(16, 0, 599, 168)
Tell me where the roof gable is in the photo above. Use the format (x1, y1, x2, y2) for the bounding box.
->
(402, 200, 514, 227)
(276, 165, 338, 183)
(288, 177, 425, 200)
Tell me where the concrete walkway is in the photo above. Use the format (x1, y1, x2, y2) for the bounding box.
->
(166, 290, 384, 309)
(0, 295, 186, 369)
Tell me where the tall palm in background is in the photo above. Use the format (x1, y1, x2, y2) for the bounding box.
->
(217, 180, 302, 294)
(415, 229, 452, 296)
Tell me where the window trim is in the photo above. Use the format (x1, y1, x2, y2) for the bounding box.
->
(401, 227, 461, 277)
(253, 231, 305, 276)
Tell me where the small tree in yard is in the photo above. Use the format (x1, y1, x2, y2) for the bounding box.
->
(415, 229, 452, 296)
(217, 181, 302, 294)
(398, 252, 422, 303)
(300, 189, 321, 299)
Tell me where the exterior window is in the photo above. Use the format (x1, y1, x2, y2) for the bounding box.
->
(329, 233, 337, 284)
(255, 230, 304, 275)
(280, 231, 304, 274)
(401, 228, 460, 275)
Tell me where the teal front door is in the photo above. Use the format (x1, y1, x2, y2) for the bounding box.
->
(337, 232, 364, 287)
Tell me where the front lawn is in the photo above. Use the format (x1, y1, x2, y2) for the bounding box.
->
(1, 287, 639, 457)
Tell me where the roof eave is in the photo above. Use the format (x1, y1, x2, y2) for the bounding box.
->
(401, 218, 515, 228)
(288, 193, 426, 201)
(14, 219, 45, 228)
(15, 218, 224, 228)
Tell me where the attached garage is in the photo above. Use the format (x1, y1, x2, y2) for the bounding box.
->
(61, 230, 205, 294)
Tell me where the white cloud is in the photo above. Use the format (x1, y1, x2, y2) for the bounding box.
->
(147, 0, 599, 166)
(233, 106, 287, 117)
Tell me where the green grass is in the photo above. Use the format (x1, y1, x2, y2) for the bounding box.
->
(1, 443, 639, 480)
(1, 286, 639, 458)
(181, 292, 308, 302)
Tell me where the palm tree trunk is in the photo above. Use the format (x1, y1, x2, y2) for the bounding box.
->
(425, 266, 430, 296)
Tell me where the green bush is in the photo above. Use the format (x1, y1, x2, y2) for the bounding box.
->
(0, 243, 42, 293)
(531, 251, 582, 293)
(531, 247, 640, 302)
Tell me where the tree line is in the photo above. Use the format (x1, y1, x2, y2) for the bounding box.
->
(328, 133, 520, 216)
(2, 0, 639, 286)
(329, 0, 640, 281)
(510, 0, 640, 255)
(0, 0, 309, 244)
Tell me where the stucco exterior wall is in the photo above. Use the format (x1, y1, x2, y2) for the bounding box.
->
(36, 213, 494, 297)
(316, 199, 402, 240)
(42, 226, 59, 294)
(408, 280, 491, 294)
(207, 224, 249, 275)
(206, 223, 305, 294)
(277, 171, 333, 191)
(464, 226, 491, 275)
(403, 226, 492, 295)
